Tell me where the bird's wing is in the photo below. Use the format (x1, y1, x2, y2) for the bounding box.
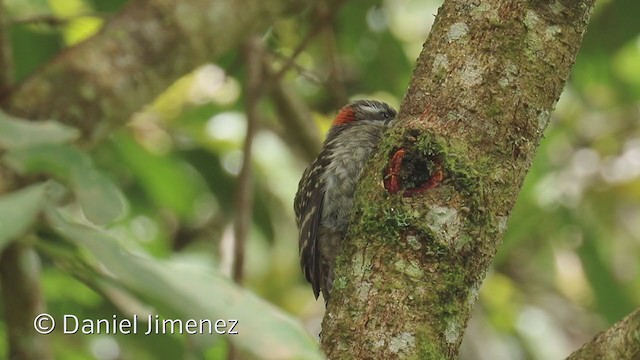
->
(294, 155, 329, 299)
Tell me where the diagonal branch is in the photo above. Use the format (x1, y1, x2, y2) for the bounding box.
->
(267, 67, 322, 161)
(1, 0, 308, 138)
(271, 0, 345, 82)
(566, 307, 640, 360)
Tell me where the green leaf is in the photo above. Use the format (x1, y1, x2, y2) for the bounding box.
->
(0, 111, 79, 149)
(5, 144, 127, 225)
(4, 144, 91, 179)
(10, 24, 63, 82)
(5, 0, 53, 19)
(112, 132, 204, 219)
(71, 166, 126, 225)
(47, 209, 323, 360)
(0, 183, 47, 250)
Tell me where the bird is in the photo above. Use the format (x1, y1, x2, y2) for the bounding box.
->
(294, 99, 397, 302)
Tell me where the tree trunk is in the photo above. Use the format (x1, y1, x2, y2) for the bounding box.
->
(320, 1, 596, 358)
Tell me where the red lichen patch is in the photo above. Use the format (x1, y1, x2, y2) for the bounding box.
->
(333, 107, 356, 126)
(383, 147, 445, 197)
(384, 148, 406, 194)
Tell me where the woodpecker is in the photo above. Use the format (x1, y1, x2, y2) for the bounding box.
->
(294, 100, 397, 302)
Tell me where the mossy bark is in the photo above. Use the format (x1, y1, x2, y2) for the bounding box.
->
(566, 307, 640, 360)
(320, 1, 595, 359)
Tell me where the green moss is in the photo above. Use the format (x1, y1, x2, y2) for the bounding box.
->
(413, 132, 480, 193)
(440, 269, 467, 308)
(453, 233, 474, 251)
(405, 234, 422, 250)
(377, 276, 409, 291)
(378, 130, 496, 258)
(411, 327, 447, 360)
(486, 103, 503, 117)
(351, 127, 495, 258)
(333, 276, 348, 291)
(413, 229, 448, 256)
(383, 207, 418, 229)
(394, 259, 425, 279)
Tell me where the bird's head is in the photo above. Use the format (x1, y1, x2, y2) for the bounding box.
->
(332, 100, 397, 127)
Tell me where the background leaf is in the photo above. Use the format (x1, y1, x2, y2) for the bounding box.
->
(0, 183, 47, 250)
(46, 208, 324, 360)
(0, 111, 79, 149)
(70, 166, 127, 225)
(5, 144, 127, 224)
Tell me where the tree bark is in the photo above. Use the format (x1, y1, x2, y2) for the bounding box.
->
(320, 1, 595, 359)
(567, 308, 640, 360)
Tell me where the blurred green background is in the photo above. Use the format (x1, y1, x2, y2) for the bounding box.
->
(1, 0, 639, 359)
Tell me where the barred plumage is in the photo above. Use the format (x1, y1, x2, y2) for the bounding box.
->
(294, 100, 397, 302)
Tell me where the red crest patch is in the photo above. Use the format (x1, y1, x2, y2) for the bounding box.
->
(332, 107, 356, 126)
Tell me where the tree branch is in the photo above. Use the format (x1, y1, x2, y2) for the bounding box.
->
(317, 0, 348, 108)
(0, 0, 13, 94)
(0, 242, 52, 360)
(566, 308, 640, 360)
(1, 0, 308, 138)
(271, 0, 345, 82)
(233, 37, 264, 284)
(321, 1, 595, 358)
(268, 68, 322, 161)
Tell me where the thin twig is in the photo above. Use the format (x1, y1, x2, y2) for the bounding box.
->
(228, 34, 264, 360)
(266, 64, 322, 161)
(318, 0, 348, 108)
(267, 50, 323, 85)
(272, 0, 346, 81)
(232, 36, 264, 284)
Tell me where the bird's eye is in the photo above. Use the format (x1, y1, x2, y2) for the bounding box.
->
(382, 112, 390, 119)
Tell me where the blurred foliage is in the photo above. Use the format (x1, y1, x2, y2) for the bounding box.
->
(0, 0, 639, 359)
